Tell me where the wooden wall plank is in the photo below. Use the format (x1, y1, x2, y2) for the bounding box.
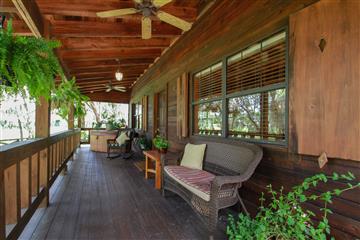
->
(289, 0, 360, 160)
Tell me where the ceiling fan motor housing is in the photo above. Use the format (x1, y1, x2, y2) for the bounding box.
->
(137, 0, 157, 17)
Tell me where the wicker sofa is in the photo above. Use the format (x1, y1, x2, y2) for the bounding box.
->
(161, 137, 263, 230)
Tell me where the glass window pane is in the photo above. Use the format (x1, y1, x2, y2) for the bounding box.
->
(228, 88, 286, 142)
(267, 89, 286, 140)
(228, 94, 261, 138)
(193, 101, 222, 136)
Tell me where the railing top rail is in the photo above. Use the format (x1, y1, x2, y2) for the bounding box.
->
(0, 129, 80, 170)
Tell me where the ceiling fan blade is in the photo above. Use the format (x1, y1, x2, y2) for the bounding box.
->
(114, 88, 127, 92)
(113, 86, 126, 90)
(142, 17, 152, 39)
(157, 11, 192, 31)
(105, 88, 112, 92)
(96, 8, 138, 18)
(152, 0, 172, 8)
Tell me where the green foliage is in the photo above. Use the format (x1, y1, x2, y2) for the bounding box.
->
(0, 20, 88, 120)
(227, 172, 360, 240)
(102, 111, 126, 130)
(51, 78, 89, 119)
(0, 20, 60, 100)
(153, 135, 170, 150)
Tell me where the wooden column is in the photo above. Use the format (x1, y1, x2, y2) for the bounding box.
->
(35, 97, 50, 138)
(35, 97, 50, 207)
(68, 105, 75, 130)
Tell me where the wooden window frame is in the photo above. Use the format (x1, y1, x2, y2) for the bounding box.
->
(190, 27, 289, 146)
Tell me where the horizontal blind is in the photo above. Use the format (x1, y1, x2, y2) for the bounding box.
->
(193, 62, 222, 102)
(227, 32, 286, 94)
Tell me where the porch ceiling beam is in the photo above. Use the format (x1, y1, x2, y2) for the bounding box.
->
(67, 59, 154, 69)
(73, 72, 143, 78)
(35, 1, 197, 21)
(11, 0, 43, 37)
(59, 48, 162, 60)
(70, 67, 146, 74)
(59, 37, 172, 50)
(50, 20, 182, 38)
(76, 74, 139, 82)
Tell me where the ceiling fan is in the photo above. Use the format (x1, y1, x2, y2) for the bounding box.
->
(104, 79, 126, 92)
(96, 0, 193, 39)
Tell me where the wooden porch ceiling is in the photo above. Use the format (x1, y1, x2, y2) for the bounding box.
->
(1, 0, 210, 102)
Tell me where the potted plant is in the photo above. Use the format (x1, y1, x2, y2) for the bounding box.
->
(227, 172, 360, 240)
(153, 135, 170, 153)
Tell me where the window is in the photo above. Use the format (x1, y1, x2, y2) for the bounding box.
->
(192, 62, 223, 135)
(134, 103, 142, 129)
(192, 31, 287, 144)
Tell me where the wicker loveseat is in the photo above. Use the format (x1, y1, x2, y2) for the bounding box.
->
(161, 137, 263, 230)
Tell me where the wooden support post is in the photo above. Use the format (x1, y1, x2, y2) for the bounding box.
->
(68, 105, 75, 130)
(35, 97, 50, 208)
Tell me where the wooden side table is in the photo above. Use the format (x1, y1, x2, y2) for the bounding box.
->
(143, 150, 162, 189)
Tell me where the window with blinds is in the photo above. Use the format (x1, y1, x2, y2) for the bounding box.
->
(193, 62, 222, 102)
(191, 30, 287, 144)
(192, 62, 223, 135)
(227, 32, 286, 94)
(227, 32, 286, 142)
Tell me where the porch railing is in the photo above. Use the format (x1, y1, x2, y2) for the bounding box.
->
(0, 129, 81, 239)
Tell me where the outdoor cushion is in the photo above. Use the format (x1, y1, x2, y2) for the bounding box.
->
(180, 143, 207, 170)
(116, 132, 129, 145)
(164, 165, 215, 201)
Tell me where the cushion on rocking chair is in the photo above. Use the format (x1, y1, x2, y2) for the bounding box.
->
(116, 132, 129, 145)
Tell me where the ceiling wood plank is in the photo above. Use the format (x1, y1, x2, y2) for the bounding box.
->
(35, 1, 197, 21)
(50, 20, 182, 37)
(59, 37, 172, 50)
(59, 48, 162, 60)
(11, 0, 44, 37)
(67, 59, 154, 68)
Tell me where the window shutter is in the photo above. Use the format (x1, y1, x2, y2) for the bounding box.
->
(193, 62, 222, 102)
(177, 73, 189, 138)
(227, 32, 286, 94)
(142, 95, 148, 131)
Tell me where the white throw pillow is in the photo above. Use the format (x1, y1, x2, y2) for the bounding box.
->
(116, 132, 129, 145)
(180, 143, 207, 170)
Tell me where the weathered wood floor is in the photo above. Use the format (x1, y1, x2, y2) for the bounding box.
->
(21, 146, 226, 240)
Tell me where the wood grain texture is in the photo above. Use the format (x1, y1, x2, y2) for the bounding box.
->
(130, 0, 360, 238)
(289, 0, 360, 160)
(21, 147, 225, 239)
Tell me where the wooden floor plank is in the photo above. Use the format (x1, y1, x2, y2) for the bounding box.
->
(21, 146, 226, 239)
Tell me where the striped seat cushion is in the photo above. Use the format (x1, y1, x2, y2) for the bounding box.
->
(164, 166, 215, 201)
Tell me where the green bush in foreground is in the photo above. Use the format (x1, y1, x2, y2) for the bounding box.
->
(227, 172, 360, 240)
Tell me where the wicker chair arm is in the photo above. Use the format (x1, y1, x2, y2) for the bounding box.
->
(212, 175, 246, 188)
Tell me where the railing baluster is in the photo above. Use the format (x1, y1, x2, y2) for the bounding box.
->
(28, 156, 32, 209)
(37, 153, 40, 196)
(16, 161, 21, 222)
(0, 130, 80, 239)
(0, 169, 6, 239)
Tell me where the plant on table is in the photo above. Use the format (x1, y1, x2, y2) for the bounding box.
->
(227, 172, 360, 240)
(153, 134, 169, 153)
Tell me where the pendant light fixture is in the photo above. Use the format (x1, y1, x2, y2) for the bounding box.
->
(115, 59, 123, 81)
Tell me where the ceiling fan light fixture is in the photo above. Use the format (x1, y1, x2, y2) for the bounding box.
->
(115, 70, 123, 81)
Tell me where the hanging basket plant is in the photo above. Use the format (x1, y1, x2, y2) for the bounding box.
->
(51, 78, 89, 119)
(0, 19, 88, 119)
(0, 20, 61, 100)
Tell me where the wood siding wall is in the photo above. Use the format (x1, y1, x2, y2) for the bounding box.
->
(131, 0, 360, 238)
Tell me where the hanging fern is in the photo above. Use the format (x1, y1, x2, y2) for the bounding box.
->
(0, 19, 88, 119)
(0, 20, 61, 99)
(52, 78, 89, 120)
